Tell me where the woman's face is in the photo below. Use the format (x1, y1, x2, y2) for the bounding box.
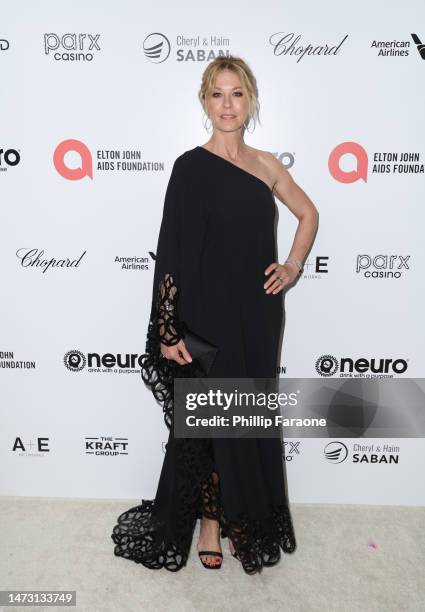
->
(205, 68, 250, 133)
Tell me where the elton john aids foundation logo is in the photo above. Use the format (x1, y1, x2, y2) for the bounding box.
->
(328, 141, 368, 183)
(329, 141, 422, 181)
(53, 139, 93, 180)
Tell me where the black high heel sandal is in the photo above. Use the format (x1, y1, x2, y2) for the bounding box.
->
(229, 540, 261, 575)
(198, 550, 223, 569)
(229, 540, 239, 560)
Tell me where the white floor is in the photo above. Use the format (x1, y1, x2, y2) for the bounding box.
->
(0, 497, 424, 612)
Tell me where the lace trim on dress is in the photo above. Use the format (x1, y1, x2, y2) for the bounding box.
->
(139, 272, 187, 430)
(111, 438, 215, 571)
(198, 452, 297, 575)
(156, 272, 182, 347)
(111, 437, 297, 574)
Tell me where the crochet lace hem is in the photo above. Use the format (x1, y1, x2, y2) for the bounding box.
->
(111, 438, 297, 575)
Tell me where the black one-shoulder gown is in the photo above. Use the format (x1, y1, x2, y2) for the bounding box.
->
(111, 145, 297, 575)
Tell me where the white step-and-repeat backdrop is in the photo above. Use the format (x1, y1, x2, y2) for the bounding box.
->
(1, 1, 424, 505)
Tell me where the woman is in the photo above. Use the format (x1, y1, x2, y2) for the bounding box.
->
(111, 56, 318, 575)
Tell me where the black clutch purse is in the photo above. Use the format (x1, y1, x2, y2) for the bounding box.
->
(180, 325, 218, 376)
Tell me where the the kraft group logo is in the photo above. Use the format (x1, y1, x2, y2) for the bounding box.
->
(85, 436, 128, 456)
(54, 139, 93, 180)
(143, 32, 171, 63)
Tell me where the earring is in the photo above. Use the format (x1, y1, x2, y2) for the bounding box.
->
(203, 112, 212, 133)
(244, 115, 255, 133)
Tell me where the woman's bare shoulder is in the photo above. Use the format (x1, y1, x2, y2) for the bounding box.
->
(245, 145, 281, 187)
(245, 144, 277, 166)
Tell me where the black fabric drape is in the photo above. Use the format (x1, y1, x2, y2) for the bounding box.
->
(140, 153, 208, 429)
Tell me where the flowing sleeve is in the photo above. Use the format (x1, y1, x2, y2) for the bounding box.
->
(140, 156, 188, 430)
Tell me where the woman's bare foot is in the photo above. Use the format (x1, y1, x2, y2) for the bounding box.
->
(228, 538, 237, 557)
(197, 517, 222, 567)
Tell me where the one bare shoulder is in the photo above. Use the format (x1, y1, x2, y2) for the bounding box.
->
(244, 145, 279, 192)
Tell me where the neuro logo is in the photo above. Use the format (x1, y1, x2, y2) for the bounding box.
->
(0, 147, 20, 170)
(143, 32, 171, 63)
(63, 350, 144, 373)
(64, 350, 86, 372)
(53, 139, 93, 180)
(315, 354, 408, 377)
(315, 354, 339, 377)
(324, 441, 348, 463)
(328, 141, 368, 183)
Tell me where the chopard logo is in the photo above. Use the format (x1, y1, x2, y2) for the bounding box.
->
(269, 32, 348, 62)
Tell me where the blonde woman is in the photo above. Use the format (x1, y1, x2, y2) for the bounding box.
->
(112, 55, 318, 575)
